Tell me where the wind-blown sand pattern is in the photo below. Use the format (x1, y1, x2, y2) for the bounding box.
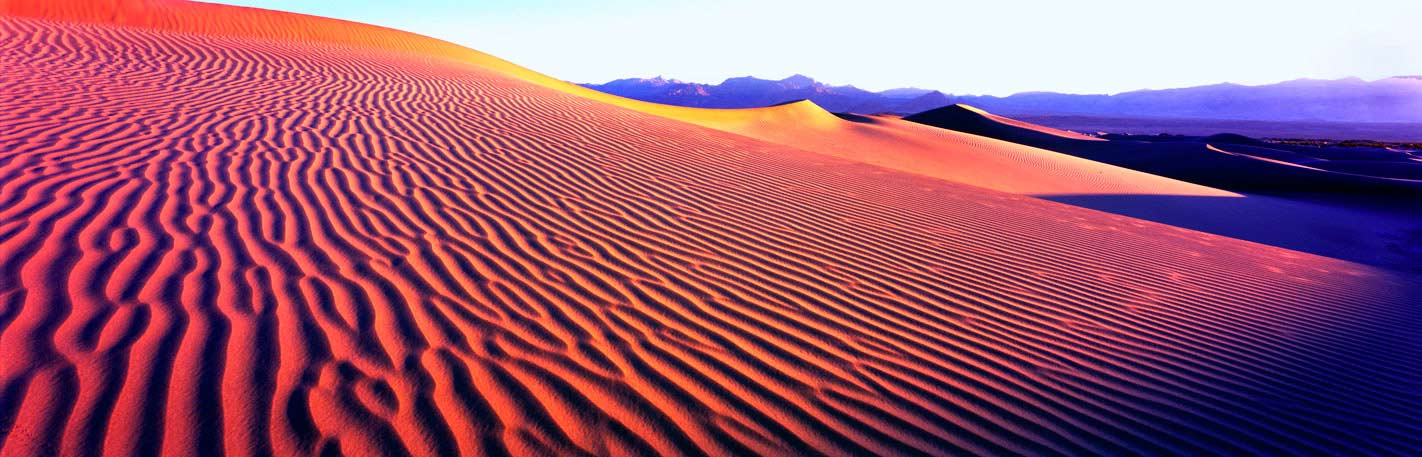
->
(2, 1, 1421, 456)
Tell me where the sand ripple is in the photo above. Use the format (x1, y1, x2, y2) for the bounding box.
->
(1, 2, 1420, 456)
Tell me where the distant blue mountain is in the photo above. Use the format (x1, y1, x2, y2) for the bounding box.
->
(581, 75, 1422, 123)
(581, 75, 882, 112)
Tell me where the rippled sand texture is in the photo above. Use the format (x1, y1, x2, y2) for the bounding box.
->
(2, 1, 1420, 456)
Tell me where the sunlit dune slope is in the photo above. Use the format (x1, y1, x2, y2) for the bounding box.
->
(0, 0, 1238, 198)
(686, 105, 1235, 197)
(3, 1, 1421, 457)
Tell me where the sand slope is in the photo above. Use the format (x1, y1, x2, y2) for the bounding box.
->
(2, 1, 1421, 456)
(1, 0, 1240, 199)
(903, 104, 1422, 269)
(681, 106, 1234, 197)
(905, 104, 1422, 193)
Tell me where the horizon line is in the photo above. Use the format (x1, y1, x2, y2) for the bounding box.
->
(582, 73, 1422, 98)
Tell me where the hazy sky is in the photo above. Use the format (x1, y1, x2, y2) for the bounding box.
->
(213, 0, 1420, 95)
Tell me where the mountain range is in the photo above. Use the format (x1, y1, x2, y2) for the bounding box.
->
(582, 75, 1422, 123)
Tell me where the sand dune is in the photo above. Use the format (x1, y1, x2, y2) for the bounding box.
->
(670, 105, 1234, 197)
(905, 104, 1422, 193)
(2, 1, 1421, 456)
(903, 104, 1422, 269)
(0, 0, 1235, 199)
(551, 73, 1234, 197)
(562, 82, 1233, 198)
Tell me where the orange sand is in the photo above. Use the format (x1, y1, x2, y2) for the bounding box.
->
(1, 1, 1419, 456)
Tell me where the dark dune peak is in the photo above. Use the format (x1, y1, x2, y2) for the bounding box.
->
(906, 104, 1422, 270)
(905, 104, 1422, 193)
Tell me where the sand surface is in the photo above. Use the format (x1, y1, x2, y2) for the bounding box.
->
(670, 105, 1231, 197)
(905, 104, 1422, 270)
(2, 1, 1421, 456)
(905, 105, 1422, 194)
(1016, 114, 1422, 143)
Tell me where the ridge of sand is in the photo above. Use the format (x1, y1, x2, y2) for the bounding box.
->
(723, 110, 1235, 196)
(904, 104, 1422, 269)
(603, 99, 1215, 197)
(905, 104, 1422, 193)
(2, 2, 1421, 456)
(949, 104, 1107, 141)
(0, 0, 1233, 198)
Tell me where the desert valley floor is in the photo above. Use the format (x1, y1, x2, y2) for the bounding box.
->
(1, 1, 1420, 456)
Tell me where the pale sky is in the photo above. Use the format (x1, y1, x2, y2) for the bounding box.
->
(212, 0, 1421, 96)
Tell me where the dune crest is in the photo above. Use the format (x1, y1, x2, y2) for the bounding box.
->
(904, 104, 1422, 193)
(948, 104, 1106, 141)
(0, 0, 1239, 198)
(2, 1, 1420, 456)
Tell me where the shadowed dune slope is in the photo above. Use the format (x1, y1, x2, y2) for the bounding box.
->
(904, 104, 1422, 269)
(905, 104, 1422, 193)
(3, 2, 1422, 456)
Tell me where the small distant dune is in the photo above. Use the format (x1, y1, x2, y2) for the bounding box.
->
(906, 104, 1422, 193)
(912, 104, 1107, 142)
(906, 104, 1422, 269)
(2, 1, 1420, 456)
(638, 100, 1231, 197)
